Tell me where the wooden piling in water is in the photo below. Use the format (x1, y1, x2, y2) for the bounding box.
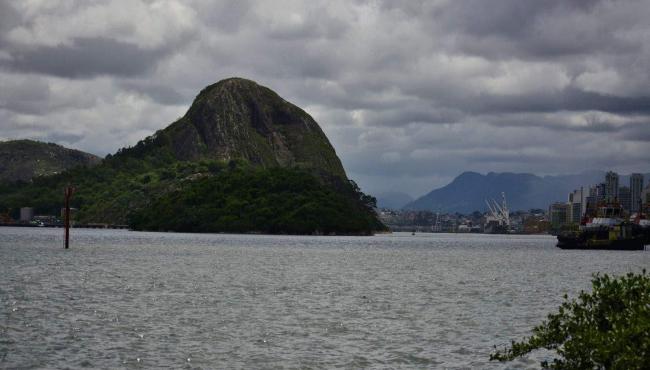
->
(64, 186, 74, 249)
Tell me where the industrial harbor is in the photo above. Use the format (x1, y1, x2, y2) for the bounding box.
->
(378, 171, 650, 242)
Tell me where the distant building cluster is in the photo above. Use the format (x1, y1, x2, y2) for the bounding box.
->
(378, 208, 548, 234)
(2, 206, 75, 227)
(1, 206, 128, 229)
(378, 171, 648, 235)
(549, 172, 649, 230)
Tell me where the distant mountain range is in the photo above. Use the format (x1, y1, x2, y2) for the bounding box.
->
(0, 139, 100, 182)
(403, 170, 649, 213)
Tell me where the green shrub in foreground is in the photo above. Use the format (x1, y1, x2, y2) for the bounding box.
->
(491, 270, 650, 369)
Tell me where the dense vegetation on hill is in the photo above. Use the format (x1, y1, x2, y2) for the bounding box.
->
(0, 139, 100, 182)
(129, 166, 383, 234)
(0, 156, 384, 234)
(0, 149, 190, 222)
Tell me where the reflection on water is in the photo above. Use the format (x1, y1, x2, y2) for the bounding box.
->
(1, 227, 647, 368)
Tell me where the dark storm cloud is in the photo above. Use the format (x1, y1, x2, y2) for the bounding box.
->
(194, 0, 253, 33)
(0, 77, 50, 114)
(485, 113, 622, 133)
(2, 37, 168, 78)
(620, 123, 650, 142)
(0, 2, 20, 35)
(44, 132, 85, 145)
(119, 81, 188, 105)
(469, 88, 650, 115)
(0, 74, 96, 115)
(362, 106, 464, 126)
(430, 0, 641, 60)
(0, 0, 648, 196)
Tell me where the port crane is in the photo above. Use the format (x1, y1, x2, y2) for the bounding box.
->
(485, 192, 510, 228)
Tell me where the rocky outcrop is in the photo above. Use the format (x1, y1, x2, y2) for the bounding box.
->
(147, 77, 347, 179)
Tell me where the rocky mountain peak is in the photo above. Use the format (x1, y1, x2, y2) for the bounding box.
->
(156, 77, 347, 179)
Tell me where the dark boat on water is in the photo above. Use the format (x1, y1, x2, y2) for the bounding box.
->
(557, 224, 647, 251)
(556, 204, 650, 251)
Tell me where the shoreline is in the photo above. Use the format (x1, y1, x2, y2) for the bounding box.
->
(1, 224, 555, 237)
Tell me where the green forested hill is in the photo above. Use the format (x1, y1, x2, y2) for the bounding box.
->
(0, 158, 383, 234)
(0, 78, 385, 235)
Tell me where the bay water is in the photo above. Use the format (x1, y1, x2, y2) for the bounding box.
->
(1, 227, 647, 369)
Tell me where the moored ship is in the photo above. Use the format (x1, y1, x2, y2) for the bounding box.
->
(557, 222, 647, 250)
(556, 205, 650, 251)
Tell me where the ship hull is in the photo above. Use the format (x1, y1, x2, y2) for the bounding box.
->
(557, 235, 646, 251)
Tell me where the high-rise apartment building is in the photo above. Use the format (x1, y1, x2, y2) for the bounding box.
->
(619, 186, 631, 212)
(568, 188, 585, 223)
(630, 173, 644, 213)
(549, 203, 569, 228)
(585, 183, 606, 216)
(605, 171, 619, 203)
(642, 184, 650, 208)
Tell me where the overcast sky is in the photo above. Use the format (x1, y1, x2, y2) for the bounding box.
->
(1, 0, 649, 196)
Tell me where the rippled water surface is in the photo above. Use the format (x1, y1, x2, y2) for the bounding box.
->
(1, 227, 647, 369)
